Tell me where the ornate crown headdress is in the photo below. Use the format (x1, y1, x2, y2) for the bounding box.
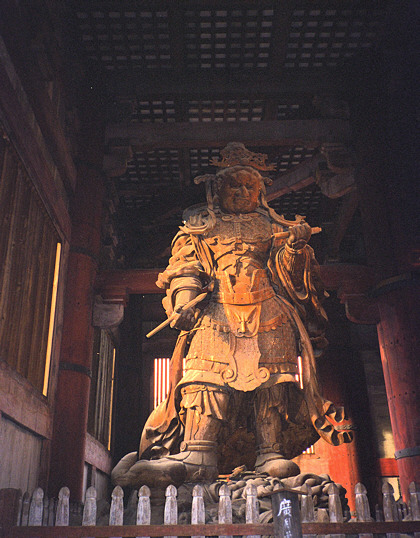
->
(187, 142, 304, 232)
(209, 142, 276, 171)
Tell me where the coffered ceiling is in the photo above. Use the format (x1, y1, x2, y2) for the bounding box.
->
(63, 1, 390, 268)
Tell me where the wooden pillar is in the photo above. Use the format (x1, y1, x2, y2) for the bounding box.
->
(318, 296, 373, 513)
(376, 286, 420, 500)
(346, 1, 420, 501)
(49, 119, 105, 501)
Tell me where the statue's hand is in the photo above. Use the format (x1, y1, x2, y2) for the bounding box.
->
(170, 306, 197, 331)
(287, 222, 312, 250)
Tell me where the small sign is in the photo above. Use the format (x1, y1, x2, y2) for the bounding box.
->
(271, 489, 302, 538)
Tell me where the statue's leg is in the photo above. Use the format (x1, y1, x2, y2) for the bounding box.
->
(112, 385, 230, 488)
(254, 384, 300, 478)
(182, 401, 224, 442)
(171, 384, 230, 481)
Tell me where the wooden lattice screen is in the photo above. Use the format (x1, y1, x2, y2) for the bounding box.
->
(88, 329, 116, 449)
(0, 136, 59, 392)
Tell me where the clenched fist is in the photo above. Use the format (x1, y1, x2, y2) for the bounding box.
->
(170, 305, 197, 331)
(287, 222, 312, 250)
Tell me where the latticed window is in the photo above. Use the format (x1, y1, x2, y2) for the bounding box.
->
(0, 136, 61, 394)
(153, 357, 189, 409)
(88, 329, 116, 449)
(153, 357, 171, 408)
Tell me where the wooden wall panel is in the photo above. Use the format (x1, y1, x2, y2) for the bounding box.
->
(0, 138, 59, 392)
(0, 414, 42, 492)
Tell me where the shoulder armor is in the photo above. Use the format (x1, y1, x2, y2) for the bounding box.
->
(180, 204, 213, 234)
(182, 203, 209, 224)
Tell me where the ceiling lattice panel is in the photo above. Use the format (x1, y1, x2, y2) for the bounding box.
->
(126, 98, 322, 123)
(129, 100, 176, 122)
(275, 146, 318, 172)
(189, 148, 223, 176)
(187, 99, 265, 122)
(277, 102, 304, 120)
(183, 8, 274, 70)
(285, 6, 388, 69)
(76, 9, 171, 71)
(74, 2, 388, 75)
(118, 149, 181, 203)
(117, 145, 321, 207)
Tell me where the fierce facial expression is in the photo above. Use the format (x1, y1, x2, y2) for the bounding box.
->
(218, 169, 261, 214)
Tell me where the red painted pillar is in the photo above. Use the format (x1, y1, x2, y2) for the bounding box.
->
(318, 301, 365, 513)
(376, 286, 420, 500)
(324, 441, 362, 513)
(49, 120, 104, 501)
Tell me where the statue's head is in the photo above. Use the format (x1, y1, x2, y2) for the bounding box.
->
(194, 142, 274, 215)
(185, 143, 303, 232)
(215, 165, 262, 214)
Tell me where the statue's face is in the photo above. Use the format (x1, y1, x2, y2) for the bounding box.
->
(218, 170, 260, 214)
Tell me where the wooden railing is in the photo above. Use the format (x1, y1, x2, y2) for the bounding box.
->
(1, 481, 419, 537)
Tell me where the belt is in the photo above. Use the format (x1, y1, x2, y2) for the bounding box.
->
(213, 287, 275, 304)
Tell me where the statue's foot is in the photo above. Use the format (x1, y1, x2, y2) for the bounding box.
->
(254, 451, 300, 479)
(111, 451, 187, 489)
(111, 441, 218, 489)
(166, 440, 219, 483)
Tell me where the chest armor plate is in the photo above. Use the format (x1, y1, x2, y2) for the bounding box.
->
(203, 213, 274, 304)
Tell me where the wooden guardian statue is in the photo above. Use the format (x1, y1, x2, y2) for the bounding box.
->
(112, 142, 352, 489)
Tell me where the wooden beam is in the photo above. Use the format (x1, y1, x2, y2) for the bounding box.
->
(95, 263, 375, 300)
(85, 433, 112, 475)
(263, 99, 278, 121)
(95, 269, 163, 303)
(319, 264, 374, 295)
(106, 119, 350, 151)
(0, 362, 52, 439)
(96, 265, 378, 324)
(105, 68, 343, 100)
(167, 7, 186, 73)
(320, 263, 379, 324)
(71, 0, 292, 9)
(178, 148, 192, 186)
(378, 457, 398, 477)
(266, 154, 323, 201)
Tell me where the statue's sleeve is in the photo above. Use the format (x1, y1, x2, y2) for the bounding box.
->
(156, 231, 210, 316)
(272, 241, 328, 354)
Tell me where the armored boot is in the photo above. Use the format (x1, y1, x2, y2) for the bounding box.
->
(150, 440, 219, 483)
(254, 403, 300, 479)
(254, 445, 300, 478)
(112, 403, 223, 489)
(112, 440, 218, 489)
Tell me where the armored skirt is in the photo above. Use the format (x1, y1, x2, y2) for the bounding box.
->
(178, 292, 323, 460)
